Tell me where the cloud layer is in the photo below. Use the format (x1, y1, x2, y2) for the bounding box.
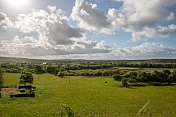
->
(48, 42, 176, 60)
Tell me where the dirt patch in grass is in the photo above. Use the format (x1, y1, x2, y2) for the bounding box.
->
(1, 88, 21, 97)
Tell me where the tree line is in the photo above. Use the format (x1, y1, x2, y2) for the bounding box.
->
(113, 69, 176, 85)
(1, 62, 176, 74)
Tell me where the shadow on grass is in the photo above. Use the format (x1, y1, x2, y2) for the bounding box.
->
(118, 82, 175, 89)
(148, 82, 175, 86)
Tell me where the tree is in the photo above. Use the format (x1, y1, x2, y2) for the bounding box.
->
(137, 71, 151, 82)
(34, 65, 43, 74)
(47, 66, 58, 75)
(163, 69, 171, 83)
(0, 67, 4, 98)
(19, 72, 33, 85)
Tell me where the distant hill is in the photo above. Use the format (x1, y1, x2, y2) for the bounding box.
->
(0, 56, 176, 64)
(0, 56, 49, 64)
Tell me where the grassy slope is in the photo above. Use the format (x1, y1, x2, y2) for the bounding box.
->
(0, 73, 176, 117)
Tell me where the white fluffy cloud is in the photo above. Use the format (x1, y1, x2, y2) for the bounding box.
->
(110, 0, 176, 41)
(71, 0, 114, 34)
(131, 24, 176, 42)
(47, 6, 56, 13)
(0, 12, 14, 29)
(14, 8, 85, 46)
(72, 0, 176, 41)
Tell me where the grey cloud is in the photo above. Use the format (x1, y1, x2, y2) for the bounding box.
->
(71, 0, 114, 34)
(46, 18, 84, 45)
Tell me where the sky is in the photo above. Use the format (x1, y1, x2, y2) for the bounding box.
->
(0, 0, 176, 60)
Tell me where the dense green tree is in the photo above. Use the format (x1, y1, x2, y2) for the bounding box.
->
(34, 65, 43, 74)
(151, 70, 162, 82)
(137, 71, 151, 82)
(162, 69, 171, 83)
(19, 72, 33, 85)
(47, 66, 58, 75)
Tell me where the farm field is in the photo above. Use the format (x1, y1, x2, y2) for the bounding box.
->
(0, 73, 176, 117)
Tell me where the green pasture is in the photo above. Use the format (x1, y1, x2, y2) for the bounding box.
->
(0, 73, 176, 116)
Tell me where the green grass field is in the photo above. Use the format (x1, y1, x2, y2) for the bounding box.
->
(1, 73, 176, 117)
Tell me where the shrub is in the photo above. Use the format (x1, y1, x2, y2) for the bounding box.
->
(58, 71, 67, 77)
(59, 104, 75, 117)
(113, 74, 122, 81)
(121, 78, 128, 87)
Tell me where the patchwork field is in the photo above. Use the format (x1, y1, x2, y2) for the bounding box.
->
(0, 73, 176, 117)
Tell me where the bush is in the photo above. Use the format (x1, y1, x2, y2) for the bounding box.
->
(59, 104, 75, 117)
(58, 72, 67, 77)
(113, 74, 122, 81)
(121, 78, 128, 87)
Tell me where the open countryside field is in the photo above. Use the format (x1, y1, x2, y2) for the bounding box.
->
(1, 73, 176, 117)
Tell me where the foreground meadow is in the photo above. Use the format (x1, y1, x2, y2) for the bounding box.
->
(0, 73, 176, 117)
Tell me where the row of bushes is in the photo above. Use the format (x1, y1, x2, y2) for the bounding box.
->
(113, 69, 176, 84)
(58, 69, 120, 77)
